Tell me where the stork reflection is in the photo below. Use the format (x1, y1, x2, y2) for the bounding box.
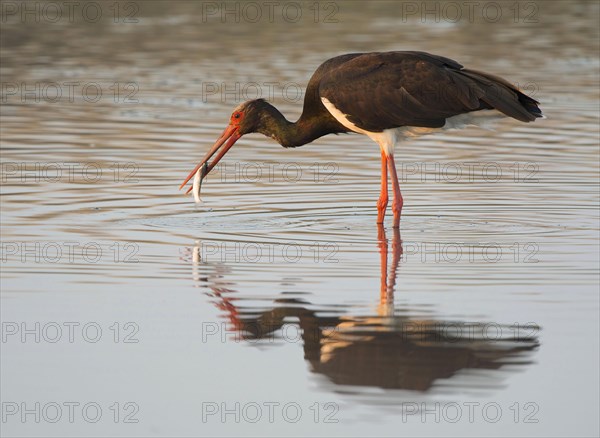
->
(185, 226, 539, 392)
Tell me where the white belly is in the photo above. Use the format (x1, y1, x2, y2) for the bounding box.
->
(321, 97, 506, 155)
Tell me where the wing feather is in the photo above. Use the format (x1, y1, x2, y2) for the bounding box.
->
(318, 51, 541, 131)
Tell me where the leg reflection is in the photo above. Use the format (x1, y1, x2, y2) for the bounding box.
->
(378, 224, 403, 308)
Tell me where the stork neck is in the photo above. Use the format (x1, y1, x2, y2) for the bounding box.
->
(257, 104, 337, 148)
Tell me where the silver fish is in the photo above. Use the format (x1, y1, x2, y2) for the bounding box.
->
(192, 162, 208, 203)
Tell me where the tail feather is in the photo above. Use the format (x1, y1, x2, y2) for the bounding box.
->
(456, 68, 543, 122)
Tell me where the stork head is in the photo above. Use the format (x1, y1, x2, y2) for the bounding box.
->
(178, 99, 272, 193)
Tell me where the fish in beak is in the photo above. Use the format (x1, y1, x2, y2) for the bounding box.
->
(191, 162, 208, 203)
(178, 124, 242, 198)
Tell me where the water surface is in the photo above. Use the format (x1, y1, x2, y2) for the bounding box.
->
(1, 1, 599, 437)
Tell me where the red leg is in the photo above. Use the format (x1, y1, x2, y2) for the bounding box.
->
(387, 154, 403, 228)
(377, 150, 388, 224)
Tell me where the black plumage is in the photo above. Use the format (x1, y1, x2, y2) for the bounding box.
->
(317, 51, 542, 132)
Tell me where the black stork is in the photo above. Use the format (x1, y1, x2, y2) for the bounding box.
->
(179, 51, 543, 227)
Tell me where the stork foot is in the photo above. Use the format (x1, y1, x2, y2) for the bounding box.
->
(377, 196, 389, 224)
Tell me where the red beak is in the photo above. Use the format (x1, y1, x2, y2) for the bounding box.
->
(179, 124, 242, 194)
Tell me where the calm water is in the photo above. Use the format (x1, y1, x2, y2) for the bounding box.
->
(1, 1, 599, 437)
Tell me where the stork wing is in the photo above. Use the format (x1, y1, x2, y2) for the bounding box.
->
(318, 51, 536, 132)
